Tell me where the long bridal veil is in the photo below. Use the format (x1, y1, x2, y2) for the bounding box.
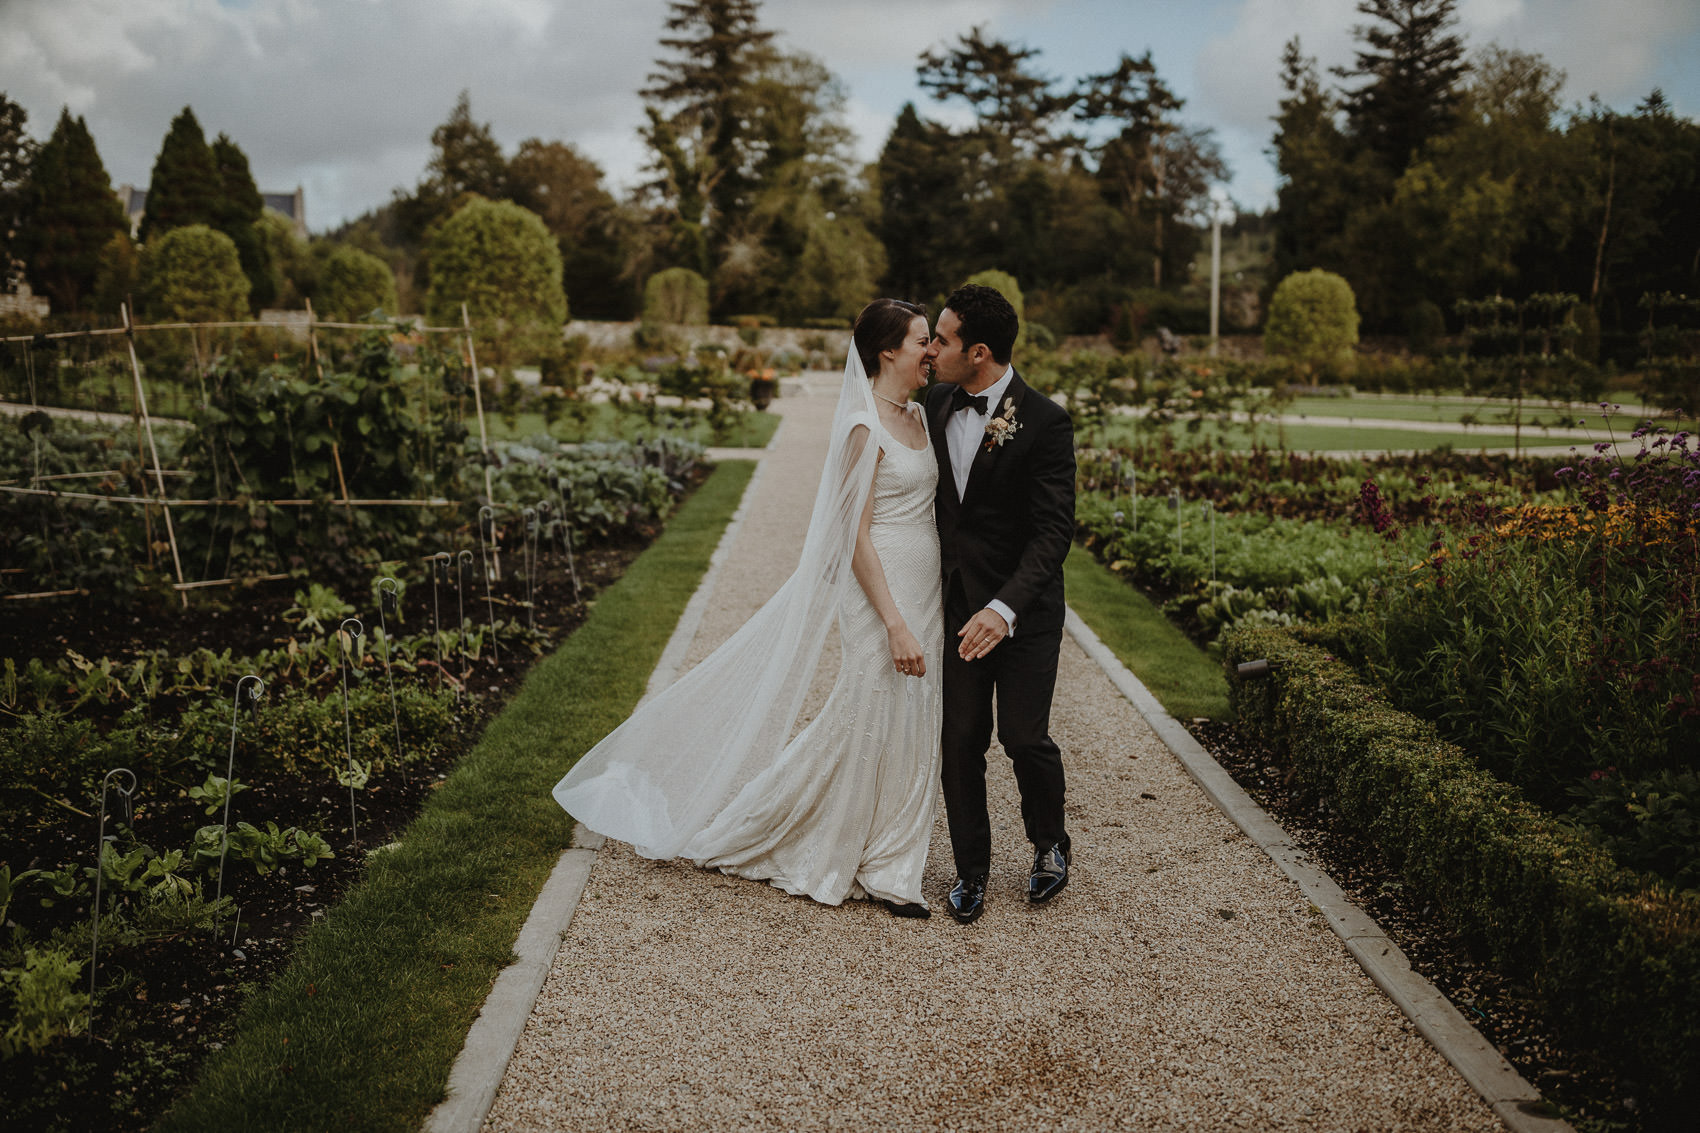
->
(553, 342, 881, 859)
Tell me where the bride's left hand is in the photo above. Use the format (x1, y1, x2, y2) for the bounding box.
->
(888, 622, 926, 677)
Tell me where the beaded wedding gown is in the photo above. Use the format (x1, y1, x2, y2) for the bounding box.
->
(553, 346, 944, 910)
(690, 412, 943, 907)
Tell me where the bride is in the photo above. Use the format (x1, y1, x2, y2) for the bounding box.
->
(553, 298, 943, 917)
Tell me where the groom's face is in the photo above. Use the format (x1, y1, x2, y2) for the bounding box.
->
(928, 309, 979, 387)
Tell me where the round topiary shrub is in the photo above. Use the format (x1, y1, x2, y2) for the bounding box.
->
(643, 267, 710, 326)
(427, 197, 567, 365)
(138, 223, 250, 322)
(1264, 269, 1359, 372)
(315, 244, 398, 323)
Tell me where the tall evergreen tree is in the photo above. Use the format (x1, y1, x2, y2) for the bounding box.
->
(1075, 51, 1224, 287)
(210, 133, 274, 309)
(393, 91, 509, 254)
(508, 138, 634, 318)
(1271, 38, 1354, 282)
(0, 93, 37, 290)
(874, 103, 994, 299)
(640, 0, 774, 276)
(140, 106, 220, 241)
(1333, 0, 1468, 174)
(17, 108, 128, 313)
(918, 26, 1074, 158)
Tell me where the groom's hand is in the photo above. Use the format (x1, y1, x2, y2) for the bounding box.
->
(957, 608, 1009, 661)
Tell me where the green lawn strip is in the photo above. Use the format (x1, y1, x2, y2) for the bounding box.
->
(1289, 396, 1696, 433)
(485, 405, 779, 448)
(1064, 550, 1228, 722)
(155, 460, 757, 1133)
(1259, 423, 1540, 452)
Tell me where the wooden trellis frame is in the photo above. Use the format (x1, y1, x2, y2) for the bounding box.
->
(1, 305, 497, 598)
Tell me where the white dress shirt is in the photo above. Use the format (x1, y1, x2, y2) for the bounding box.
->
(945, 365, 1018, 634)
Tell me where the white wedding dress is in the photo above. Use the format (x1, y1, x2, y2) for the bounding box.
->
(690, 412, 943, 906)
(553, 344, 944, 910)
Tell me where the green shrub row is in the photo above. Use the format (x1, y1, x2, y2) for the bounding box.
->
(1223, 624, 1700, 1121)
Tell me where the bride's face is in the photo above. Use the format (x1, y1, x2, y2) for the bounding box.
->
(880, 315, 932, 391)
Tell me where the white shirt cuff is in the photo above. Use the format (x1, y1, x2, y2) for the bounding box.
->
(986, 599, 1016, 636)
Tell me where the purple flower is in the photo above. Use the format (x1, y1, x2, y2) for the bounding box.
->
(1556, 466, 1574, 477)
(1595, 442, 1611, 453)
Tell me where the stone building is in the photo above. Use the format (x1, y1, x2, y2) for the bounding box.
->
(114, 184, 307, 239)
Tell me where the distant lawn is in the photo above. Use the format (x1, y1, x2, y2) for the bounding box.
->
(1288, 396, 1588, 429)
(1287, 395, 1695, 434)
(1267, 423, 1556, 452)
(1084, 417, 1542, 454)
(486, 404, 780, 448)
(1064, 550, 1228, 723)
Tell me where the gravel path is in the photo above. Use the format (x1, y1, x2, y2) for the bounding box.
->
(485, 379, 1504, 1132)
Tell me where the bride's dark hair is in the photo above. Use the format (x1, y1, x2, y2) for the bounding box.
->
(853, 299, 928, 377)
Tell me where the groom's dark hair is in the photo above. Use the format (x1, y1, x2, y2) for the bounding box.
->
(943, 283, 1018, 365)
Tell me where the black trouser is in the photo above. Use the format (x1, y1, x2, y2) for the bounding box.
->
(940, 577, 1069, 879)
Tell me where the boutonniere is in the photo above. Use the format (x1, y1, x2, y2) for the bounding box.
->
(983, 397, 1021, 451)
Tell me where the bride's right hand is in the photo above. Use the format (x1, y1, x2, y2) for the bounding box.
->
(888, 622, 925, 678)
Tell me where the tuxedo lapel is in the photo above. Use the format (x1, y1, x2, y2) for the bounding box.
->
(961, 371, 1030, 507)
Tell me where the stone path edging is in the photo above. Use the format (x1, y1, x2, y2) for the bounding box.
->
(1062, 609, 1573, 1133)
(421, 442, 774, 1133)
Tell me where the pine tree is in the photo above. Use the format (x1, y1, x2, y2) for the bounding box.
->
(395, 91, 509, 247)
(1271, 38, 1354, 281)
(210, 133, 273, 309)
(0, 93, 37, 290)
(17, 108, 129, 313)
(1333, 0, 1468, 174)
(641, 0, 774, 274)
(140, 107, 220, 241)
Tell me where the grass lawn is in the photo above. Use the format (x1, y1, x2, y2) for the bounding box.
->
(1083, 417, 1540, 453)
(1065, 550, 1228, 722)
(485, 403, 780, 448)
(1266, 423, 1552, 452)
(1287, 395, 1695, 434)
(154, 460, 757, 1133)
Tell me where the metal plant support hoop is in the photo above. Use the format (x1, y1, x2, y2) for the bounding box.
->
(338, 616, 365, 848)
(477, 505, 501, 663)
(212, 675, 265, 939)
(88, 767, 137, 1036)
(377, 578, 407, 784)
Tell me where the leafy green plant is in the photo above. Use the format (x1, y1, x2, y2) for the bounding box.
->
(283, 584, 354, 635)
(1568, 768, 1700, 891)
(193, 822, 335, 875)
(0, 865, 41, 926)
(0, 946, 89, 1058)
(186, 772, 250, 816)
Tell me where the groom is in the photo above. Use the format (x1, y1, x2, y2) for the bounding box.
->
(923, 283, 1075, 925)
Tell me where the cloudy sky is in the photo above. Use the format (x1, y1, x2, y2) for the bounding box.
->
(6, 0, 1697, 232)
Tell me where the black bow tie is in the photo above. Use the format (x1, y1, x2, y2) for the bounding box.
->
(950, 386, 988, 415)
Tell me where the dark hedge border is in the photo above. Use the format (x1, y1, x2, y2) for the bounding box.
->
(1223, 625, 1700, 1124)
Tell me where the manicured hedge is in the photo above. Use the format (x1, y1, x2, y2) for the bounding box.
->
(1223, 625, 1700, 1121)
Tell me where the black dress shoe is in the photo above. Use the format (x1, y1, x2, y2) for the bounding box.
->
(947, 875, 987, 924)
(880, 898, 931, 920)
(1028, 844, 1069, 904)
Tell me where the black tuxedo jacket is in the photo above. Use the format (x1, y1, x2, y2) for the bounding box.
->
(926, 371, 1076, 636)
